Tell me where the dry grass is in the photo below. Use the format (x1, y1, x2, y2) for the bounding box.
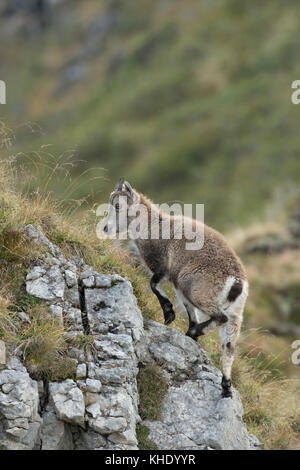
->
(0, 292, 16, 340)
(13, 304, 75, 381)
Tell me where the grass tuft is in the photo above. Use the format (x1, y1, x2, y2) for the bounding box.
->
(137, 364, 168, 421)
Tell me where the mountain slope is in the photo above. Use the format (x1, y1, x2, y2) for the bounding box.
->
(1, 0, 300, 229)
(0, 158, 299, 448)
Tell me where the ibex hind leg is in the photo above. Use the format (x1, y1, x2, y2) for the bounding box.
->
(219, 282, 247, 398)
(186, 312, 228, 340)
(219, 315, 242, 398)
(177, 279, 227, 339)
(174, 289, 205, 333)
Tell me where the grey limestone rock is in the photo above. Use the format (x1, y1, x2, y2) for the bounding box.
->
(48, 380, 85, 427)
(0, 358, 41, 449)
(142, 321, 261, 450)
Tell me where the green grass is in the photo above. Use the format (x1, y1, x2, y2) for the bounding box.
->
(136, 423, 158, 450)
(13, 291, 42, 313)
(136, 363, 169, 450)
(71, 334, 97, 355)
(3, 0, 300, 230)
(137, 364, 169, 421)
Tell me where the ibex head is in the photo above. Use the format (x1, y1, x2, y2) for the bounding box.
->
(102, 178, 139, 236)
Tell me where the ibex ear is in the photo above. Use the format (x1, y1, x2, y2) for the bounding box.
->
(124, 180, 134, 199)
(114, 177, 125, 191)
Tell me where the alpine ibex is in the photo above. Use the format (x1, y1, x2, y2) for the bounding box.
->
(102, 179, 248, 398)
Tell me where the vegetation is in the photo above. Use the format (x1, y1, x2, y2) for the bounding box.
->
(0, 136, 300, 448)
(136, 364, 168, 450)
(0, 154, 159, 380)
(1, 0, 300, 449)
(136, 423, 158, 451)
(2, 0, 300, 230)
(137, 364, 169, 421)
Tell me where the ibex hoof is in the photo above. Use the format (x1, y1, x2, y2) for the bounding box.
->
(163, 303, 175, 325)
(185, 328, 198, 341)
(222, 389, 233, 398)
(221, 376, 232, 398)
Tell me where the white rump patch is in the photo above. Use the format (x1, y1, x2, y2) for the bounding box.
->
(218, 276, 236, 305)
(219, 277, 249, 319)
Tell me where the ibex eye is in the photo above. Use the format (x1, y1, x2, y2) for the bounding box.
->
(115, 203, 120, 210)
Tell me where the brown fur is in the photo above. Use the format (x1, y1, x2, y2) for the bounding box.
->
(105, 183, 248, 398)
(135, 193, 247, 318)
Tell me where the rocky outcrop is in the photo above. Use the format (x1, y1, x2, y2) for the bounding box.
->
(243, 209, 300, 256)
(141, 322, 260, 450)
(0, 225, 260, 450)
(0, 358, 41, 450)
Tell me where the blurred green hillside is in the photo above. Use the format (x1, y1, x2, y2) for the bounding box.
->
(1, 0, 300, 229)
(1, 1, 300, 449)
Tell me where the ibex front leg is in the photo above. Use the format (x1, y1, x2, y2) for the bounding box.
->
(150, 274, 175, 325)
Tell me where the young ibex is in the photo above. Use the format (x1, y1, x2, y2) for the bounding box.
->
(103, 178, 248, 398)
